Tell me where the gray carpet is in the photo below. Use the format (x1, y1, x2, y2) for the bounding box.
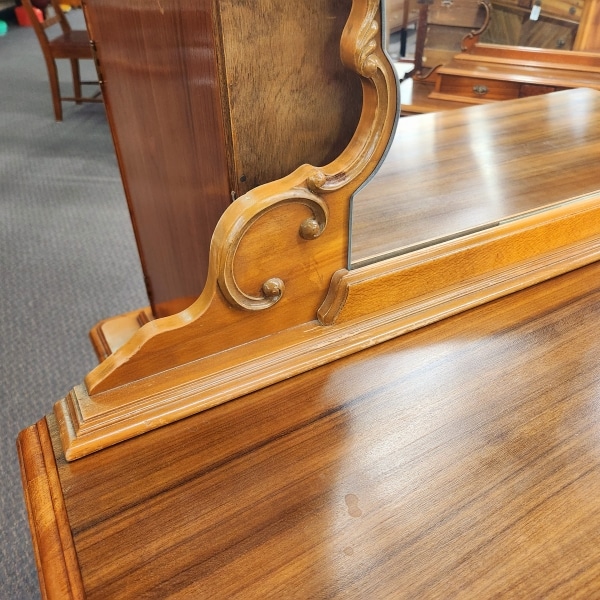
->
(0, 9, 147, 598)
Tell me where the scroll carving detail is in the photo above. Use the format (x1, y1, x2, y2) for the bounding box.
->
(56, 0, 401, 460)
(217, 189, 329, 311)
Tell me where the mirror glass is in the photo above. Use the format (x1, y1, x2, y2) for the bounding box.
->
(348, 0, 600, 268)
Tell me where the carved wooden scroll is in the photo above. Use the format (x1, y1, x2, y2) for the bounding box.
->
(55, 0, 400, 460)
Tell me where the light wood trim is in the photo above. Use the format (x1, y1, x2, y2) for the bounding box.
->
(52, 0, 399, 460)
(459, 42, 600, 72)
(56, 190, 600, 460)
(89, 307, 152, 362)
(17, 421, 85, 600)
(573, 0, 600, 51)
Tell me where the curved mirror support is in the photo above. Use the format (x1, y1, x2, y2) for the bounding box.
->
(55, 0, 399, 460)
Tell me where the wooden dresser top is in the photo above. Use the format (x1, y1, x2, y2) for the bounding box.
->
(19, 259, 600, 599)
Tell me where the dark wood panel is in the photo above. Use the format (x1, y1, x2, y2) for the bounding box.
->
(83, 0, 233, 317)
(20, 258, 600, 598)
(217, 0, 362, 197)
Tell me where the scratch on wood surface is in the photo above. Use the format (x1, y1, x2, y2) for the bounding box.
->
(157, 0, 164, 15)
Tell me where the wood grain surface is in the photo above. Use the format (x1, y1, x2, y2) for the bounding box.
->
(352, 88, 600, 264)
(20, 259, 600, 598)
(218, 0, 362, 197)
(82, 0, 233, 317)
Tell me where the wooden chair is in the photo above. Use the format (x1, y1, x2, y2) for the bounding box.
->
(20, 0, 101, 120)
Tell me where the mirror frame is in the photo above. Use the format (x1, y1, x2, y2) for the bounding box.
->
(56, 0, 600, 460)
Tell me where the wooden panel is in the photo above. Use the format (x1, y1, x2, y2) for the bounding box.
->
(482, 1, 580, 49)
(427, 0, 485, 26)
(18, 259, 600, 598)
(491, 0, 584, 21)
(217, 0, 362, 197)
(423, 23, 476, 66)
(539, 0, 584, 21)
(518, 17, 578, 49)
(82, 0, 232, 318)
(574, 0, 600, 50)
(481, 5, 525, 44)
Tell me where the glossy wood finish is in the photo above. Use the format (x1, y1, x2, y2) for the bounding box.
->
(353, 87, 600, 262)
(82, 0, 361, 318)
(82, 0, 232, 317)
(430, 43, 600, 105)
(19, 259, 600, 599)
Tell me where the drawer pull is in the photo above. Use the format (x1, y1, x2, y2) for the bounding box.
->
(472, 85, 488, 96)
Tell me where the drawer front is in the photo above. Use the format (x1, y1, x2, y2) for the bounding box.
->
(519, 84, 561, 97)
(437, 75, 521, 101)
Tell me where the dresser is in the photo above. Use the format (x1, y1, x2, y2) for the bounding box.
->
(17, 4, 600, 597)
(18, 259, 600, 599)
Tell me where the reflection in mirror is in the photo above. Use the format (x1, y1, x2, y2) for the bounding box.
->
(385, 0, 420, 65)
(362, 0, 600, 268)
(480, 0, 584, 50)
(351, 87, 600, 267)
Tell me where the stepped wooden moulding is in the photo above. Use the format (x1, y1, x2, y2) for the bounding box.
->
(55, 1, 600, 461)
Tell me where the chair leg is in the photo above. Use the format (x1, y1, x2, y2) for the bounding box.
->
(70, 59, 82, 104)
(45, 57, 63, 121)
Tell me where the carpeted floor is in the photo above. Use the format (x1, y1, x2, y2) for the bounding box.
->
(0, 9, 147, 598)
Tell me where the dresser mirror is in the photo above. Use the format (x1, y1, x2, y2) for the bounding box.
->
(353, 1, 600, 266)
(53, 0, 600, 461)
(350, 79, 600, 267)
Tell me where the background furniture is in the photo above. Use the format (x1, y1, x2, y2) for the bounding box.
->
(386, 0, 419, 58)
(429, 43, 600, 104)
(481, 0, 584, 50)
(21, 0, 101, 120)
(399, 0, 600, 114)
(418, 0, 488, 72)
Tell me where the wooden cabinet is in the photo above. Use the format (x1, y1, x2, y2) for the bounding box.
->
(82, 0, 362, 318)
(421, 0, 488, 69)
(429, 43, 600, 105)
(482, 0, 584, 50)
